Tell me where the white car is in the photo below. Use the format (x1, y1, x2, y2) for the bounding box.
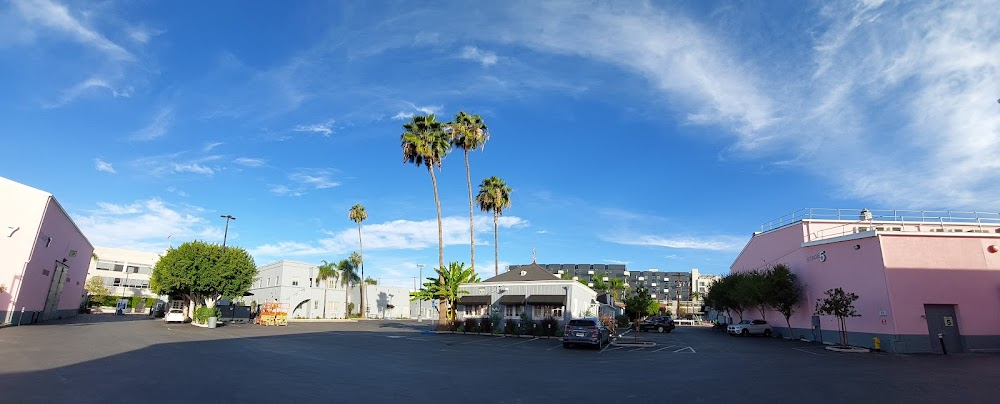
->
(727, 319, 772, 337)
(164, 309, 186, 323)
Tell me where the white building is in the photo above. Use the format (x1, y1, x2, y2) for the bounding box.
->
(691, 269, 721, 297)
(351, 284, 411, 319)
(248, 261, 349, 319)
(86, 246, 163, 311)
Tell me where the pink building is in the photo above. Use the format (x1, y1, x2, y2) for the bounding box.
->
(1, 177, 94, 324)
(731, 208, 1000, 353)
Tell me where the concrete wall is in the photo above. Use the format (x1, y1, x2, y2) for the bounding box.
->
(351, 285, 411, 319)
(247, 261, 349, 319)
(0, 177, 93, 324)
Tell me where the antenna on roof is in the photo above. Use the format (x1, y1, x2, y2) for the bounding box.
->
(532, 248, 537, 264)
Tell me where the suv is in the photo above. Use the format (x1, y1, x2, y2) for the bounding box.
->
(727, 319, 772, 336)
(638, 316, 675, 333)
(563, 318, 610, 349)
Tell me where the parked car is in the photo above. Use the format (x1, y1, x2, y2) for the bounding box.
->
(563, 318, 611, 349)
(149, 302, 166, 318)
(727, 319, 772, 336)
(164, 309, 186, 324)
(638, 316, 675, 333)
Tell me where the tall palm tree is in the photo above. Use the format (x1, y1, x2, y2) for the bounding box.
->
(423, 262, 480, 320)
(448, 111, 489, 271)
(401, 114, 452, 327)
(608, 278, 626, 302)
(338, 257, 361, 318)
(475, 176, 512, 276)
(349, 204, 367, 317)
(316, 260, 340, 319)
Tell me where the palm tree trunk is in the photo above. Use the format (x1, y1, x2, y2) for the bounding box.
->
(464, 150, 475, 271)
(493, 210, 499, 276)
(358, 223, 364, 318)
(322, 287, 327, 319)
(428, 166, 447, 328)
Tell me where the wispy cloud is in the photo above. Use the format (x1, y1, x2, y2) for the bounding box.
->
(11, 0, 133, 61)
(234, 157, 265, 167)
(252, 215, 528, 257)
(76, 198, 222, 253)
(460, 45, 498, 67)
(44, 77, 132, 108)
(391, 103, 443, 120)
(606, 233, 745, 252)
(127, 25, 163, 44)
(203, 142, 223, 152)
(173, 163, 214, 175)
(94, 157, 116, 173)
(290, 170, 340, 189)
(131, 108, 173, 141)
(293, 119, 335, 136)
(269, 185, 303, 197)
(132, 152, 222, 176)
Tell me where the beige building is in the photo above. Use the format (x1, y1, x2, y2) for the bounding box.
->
(87, 246, 163, 311)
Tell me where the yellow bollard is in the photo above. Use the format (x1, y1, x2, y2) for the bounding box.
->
(873, 336, 881, 352)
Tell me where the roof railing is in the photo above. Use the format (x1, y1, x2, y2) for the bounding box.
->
(760, 208, 1000, 233)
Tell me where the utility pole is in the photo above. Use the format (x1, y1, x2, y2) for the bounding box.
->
(417, 264, 424, 322)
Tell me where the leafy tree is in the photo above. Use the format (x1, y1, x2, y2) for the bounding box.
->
(607, 278, 626, 302)
(84, 276, 110, 303)
(349, 204, 368, 320)
(815, 287, 861, 347)
(623, 286, 657, 323)
(316, 260, 339, 318)
(401, 114, 452, 327)
(769, 264, 803, 338)
(591, 271, 610, 292)
(735, 270, 769, 320)
(409, 262, 480, 320)
(475, 176, 511, 277)
(364, 277, 377, 285)
(448, 111, 489, 272)
(338, 256, 361, 317)
(151, 241, 256, 319)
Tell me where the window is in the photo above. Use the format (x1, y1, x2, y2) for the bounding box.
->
(532, 305, 563, 318)
(314, 301, 319, 310)
(505, 305, 524, 317)
(113, 264, 124, 272)
(113, 278, 121, 286)
(96, 261, 114, 271)
(127, 265, 139, 273)
(267, 278, 271, 286)
(464, 304, 487, 317)
(292, 277, 299, 286)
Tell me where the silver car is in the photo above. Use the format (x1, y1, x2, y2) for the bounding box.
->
(562, 318, 610, 349)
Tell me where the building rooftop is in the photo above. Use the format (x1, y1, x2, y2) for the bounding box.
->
(759, 208, 1000, 243)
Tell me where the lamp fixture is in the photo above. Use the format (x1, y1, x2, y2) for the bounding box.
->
(853, 244, 861, 250)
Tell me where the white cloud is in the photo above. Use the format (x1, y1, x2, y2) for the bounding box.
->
(392, 103, 443, 120)
(607, 234, 745, 252)
(289, 170, 339, 189)
(252, 215, 528, 258)
(11, 0, 133, 61)
(44, 77, 132, 108)
(293, 119, 335, 136)
(203, 142, 223, 152)
(76, 198, 222, 253)
(173, 163, 214, 175)
(269, 185, 303, 197)
(131, 108, 173, 141)
(234, 157, 265, 167)
(460, 45, 498, 67)
(94, 157, 116, 173)
(127, 25, 162, 44)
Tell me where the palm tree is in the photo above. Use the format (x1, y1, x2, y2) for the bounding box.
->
(349, 204, 367, 318)
(338, 257, 361, 318)
(448, 111, 489, 271)
(411, 262, 480, 320)
(608, 278, 626, 302)
(317, 260, 340, 319)
(401, 114, 452, 327)
(475, 176, 512, 276)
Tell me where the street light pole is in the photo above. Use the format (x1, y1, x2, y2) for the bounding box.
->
(417, 264, 424, 322)
(220, 214, 236, 251)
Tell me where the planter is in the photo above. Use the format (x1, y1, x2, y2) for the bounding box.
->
(208, 316, 217, 329)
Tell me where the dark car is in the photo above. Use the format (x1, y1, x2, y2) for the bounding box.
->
(639, 316, 675, 333)
(148, 302, 166, 318)
(563, 318, 611, 349)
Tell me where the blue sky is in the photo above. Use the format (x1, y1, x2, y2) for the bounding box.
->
(2, 0, 999, 288)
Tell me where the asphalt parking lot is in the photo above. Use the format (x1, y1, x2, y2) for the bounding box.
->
(1, 315, 999, 403)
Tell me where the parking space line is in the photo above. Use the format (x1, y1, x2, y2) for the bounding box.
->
(601, 346, 624, 354)
(673, 346, 695, 353)
(547, 343, 564, 351)
(792, 347, 819, 355)
(502, 337, 538, 347)
(652, 346, 676, 352)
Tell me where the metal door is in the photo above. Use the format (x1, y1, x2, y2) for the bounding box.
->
(924, 304, 963, 353)
(811, 315, 822, 342)
(42, 262, 69, 320)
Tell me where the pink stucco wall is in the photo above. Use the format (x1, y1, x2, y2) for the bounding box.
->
(732, 220, 1000, 339)
(881, 235, 1000, 336)
(18, 197, 93, 312)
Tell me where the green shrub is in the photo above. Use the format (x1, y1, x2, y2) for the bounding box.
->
(479, 317, 492, 334)
(615, 314, 630, 328)
(519, 312, 535, 335)
(463, 318, 479, 333)
(194, 306, 222, 324)
(505, 319, 519, 335)
(489, 313, 503, 335)
(539, 317, 559, 337)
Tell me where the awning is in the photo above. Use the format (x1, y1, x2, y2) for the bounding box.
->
(458, 295, 491, 305)
(526, 295, 565, 305)
(497, 295, 525, 305)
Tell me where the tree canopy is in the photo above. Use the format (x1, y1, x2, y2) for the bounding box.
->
(410, 261, 480, 320)
(623, 286, 658, 321)
(150, 240, 256, 308)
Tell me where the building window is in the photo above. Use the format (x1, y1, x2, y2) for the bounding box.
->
(267, 278, 271, 286)
(532, 305, 563, 318)
(464, 304, 487, 317)
(292, 278, 299, 286)
(113, 264, 124, 272)
(127, 265, 139, 273)
(314, 301, 319, 310)
(505, 305, 524, 317)
(96, 261, 114, 271)
(113, 278, 121, 286)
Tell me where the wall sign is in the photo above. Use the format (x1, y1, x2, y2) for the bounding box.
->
(943, 316, 954, 327)
(806, 251, 827, 263)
